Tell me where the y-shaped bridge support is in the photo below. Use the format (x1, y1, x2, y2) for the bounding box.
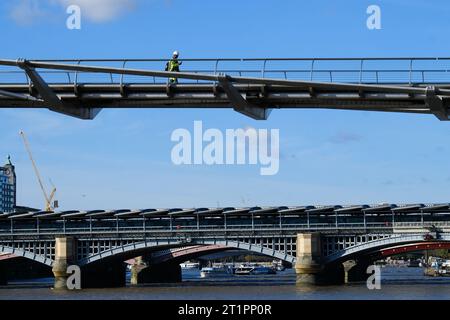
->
(218, 75, 271, 120)
(425, 86, 449, 121)
(16, 59, 102, 120)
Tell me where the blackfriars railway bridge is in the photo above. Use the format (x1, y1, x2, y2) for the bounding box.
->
(1, 203, 450, 288)
(0, 57, 450, 120)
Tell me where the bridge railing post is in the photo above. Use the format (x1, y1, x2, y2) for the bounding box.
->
(359, 59, 364, 83)
(120, 60, 128, 96)
(335, 211, 338, 228)
(363, 209, 367, 230)
(24, 72, 32, 96)
(310, 59, 315, 81)
(262, 59, 267, 79)
(214, 59, 220, 86)
(392, 210, 395, 228)
(73, 60, 81, 96)
(409, 59, 414, 85)
(307, 211, 310, 229)
(279, 211, 282, 230)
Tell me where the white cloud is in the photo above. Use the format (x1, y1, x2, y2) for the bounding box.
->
(9, 0, 137, 25)
(9, 0, 47, 26)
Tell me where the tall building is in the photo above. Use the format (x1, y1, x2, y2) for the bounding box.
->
(0, 156, 16, 213)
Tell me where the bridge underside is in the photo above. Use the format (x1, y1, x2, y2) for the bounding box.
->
(0, 83, 446, 119)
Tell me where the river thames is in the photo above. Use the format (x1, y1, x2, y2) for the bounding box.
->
(0, 266, 449, 300)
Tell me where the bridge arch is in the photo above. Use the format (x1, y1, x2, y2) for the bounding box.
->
(193, 239, 296, 264)
(324, 233, 450, 264)
(79, 239, 296, 266)
(0, 245, 53, 267)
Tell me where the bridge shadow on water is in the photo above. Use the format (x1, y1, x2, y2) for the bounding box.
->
(129, 269, 297, 288)
(2, 267, 450, 292)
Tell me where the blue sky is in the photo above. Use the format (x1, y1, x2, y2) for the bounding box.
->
(1, 0, 450, 210)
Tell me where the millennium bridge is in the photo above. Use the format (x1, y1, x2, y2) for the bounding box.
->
(1, 203, 450, 288)
(0, 57, 450, 120)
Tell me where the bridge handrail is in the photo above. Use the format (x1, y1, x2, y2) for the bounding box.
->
(3, 57, 450, 86)
(0, 222, 436, 236)
(26, 57, 450, 62)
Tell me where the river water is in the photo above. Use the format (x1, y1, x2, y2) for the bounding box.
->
(0, 266, 449, 300)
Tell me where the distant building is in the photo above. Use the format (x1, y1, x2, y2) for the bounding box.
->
(0, 156, 16, 213)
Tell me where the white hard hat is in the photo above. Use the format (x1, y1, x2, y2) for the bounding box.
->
(173, 51, 179, 56)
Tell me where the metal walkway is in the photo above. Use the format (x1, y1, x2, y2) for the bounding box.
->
(1, 57, 450, 120)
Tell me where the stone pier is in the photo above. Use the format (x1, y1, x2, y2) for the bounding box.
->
(52, 236, 77, 290)
(295, 233, 323, 285)
(295, 233, 344, 285)
(343, 259, 372, 283)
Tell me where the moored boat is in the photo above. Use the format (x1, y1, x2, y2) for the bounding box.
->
(234, 266, 254, 275)
(234, 265, 277, 275)
(180, 261, 200, 269)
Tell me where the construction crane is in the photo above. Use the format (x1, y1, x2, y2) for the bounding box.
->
(19, 131, 58, 211)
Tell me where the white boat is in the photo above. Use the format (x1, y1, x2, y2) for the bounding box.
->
(235, 266, 276, 275)
(180, 261, 200, 269)
(272, 260, 286, 271)
(234, 266, 254, 275)
(200, 267, 230, 278)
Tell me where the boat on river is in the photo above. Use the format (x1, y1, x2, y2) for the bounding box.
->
(234, 265, 276, 275)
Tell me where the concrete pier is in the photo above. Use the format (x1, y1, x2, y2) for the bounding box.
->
(130, 256, 146, 285)
(343, 259, 372, 283)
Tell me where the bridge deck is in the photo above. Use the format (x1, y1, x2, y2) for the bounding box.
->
(1, 57, 450, 120)
(1, 203, 449, 237)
